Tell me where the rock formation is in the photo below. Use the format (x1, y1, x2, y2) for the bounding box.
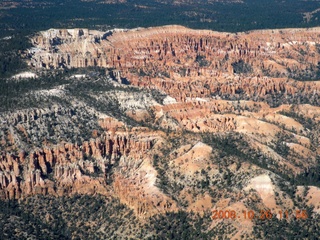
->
(28, 25, 320, 102)
(2, 25, 320, 227)
(0, 120, 156, 200)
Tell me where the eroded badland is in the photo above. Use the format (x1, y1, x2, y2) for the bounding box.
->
(1, 25, 320, 238)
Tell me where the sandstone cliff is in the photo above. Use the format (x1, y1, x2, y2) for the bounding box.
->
(28, 25, 320, 103)
(1, 25, 320, 237)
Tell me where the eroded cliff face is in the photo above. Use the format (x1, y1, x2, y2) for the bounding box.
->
(0, 106, 178, 216)
(28, 25, 320, 102)
(2, 25, 320, 236)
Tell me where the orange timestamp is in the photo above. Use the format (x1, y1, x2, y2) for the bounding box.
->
(211, 209, 308, 220)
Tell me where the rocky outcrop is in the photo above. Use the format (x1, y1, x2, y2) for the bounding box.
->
(6, 25, 320, 222)
(154, 100, 237, 132)
(114, 164, 177, 217)
(27, 25, 320, 102)
(0, 126, 157, 200)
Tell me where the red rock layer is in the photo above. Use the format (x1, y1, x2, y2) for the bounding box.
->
(0, 129, 156, 200)
(29, 25, 320, 101)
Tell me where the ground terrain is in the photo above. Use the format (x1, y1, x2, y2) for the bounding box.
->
(0, 1, 320, 239)
(0, 25, 319, 239)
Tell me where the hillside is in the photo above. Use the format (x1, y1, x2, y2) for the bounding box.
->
(0, 25, 319, 239)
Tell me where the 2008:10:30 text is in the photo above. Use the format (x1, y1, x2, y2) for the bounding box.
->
(211, 209, 308, 220)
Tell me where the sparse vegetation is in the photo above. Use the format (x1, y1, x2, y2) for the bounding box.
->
(195, 55, 210, 67)
(1, 1, 320, 239)
(231, 60, 253, 74)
